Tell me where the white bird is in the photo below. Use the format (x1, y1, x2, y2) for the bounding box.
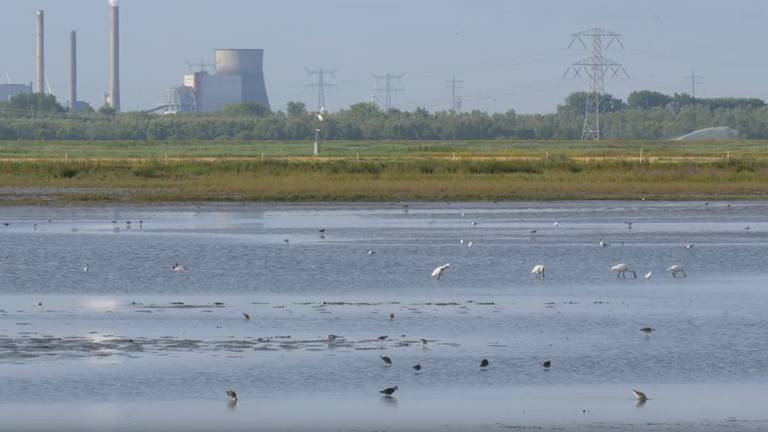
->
(531, 264, 545, 280)
(431, 263, 450, 280)
(644, 270, 652, 280)
(599, 240, 609, 248)
(553, 221, 559, 229)
(171, 263, 186, 272)
(467, 241, 473, 248)
(685, 244, 694, 249)
(611, 263, 637, 279)
(667, 264, 686, 278)
(367, 249, 376, 255)
(459, 239, 464, 245)
(82, 265, 88, 272)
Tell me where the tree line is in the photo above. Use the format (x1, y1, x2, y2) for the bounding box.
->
(0, 90, 766, 141)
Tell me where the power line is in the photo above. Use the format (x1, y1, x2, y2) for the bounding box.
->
(445, 75, 463, 111)
(373, 73, 404, 110)
(305, 68, 337, 111)
(563, 27, 629, 141)
(683, 68, 703, 98)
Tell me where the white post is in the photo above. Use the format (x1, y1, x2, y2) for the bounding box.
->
(261, 152, 264, 161)
(314, 128, 320, 156)
(640, 148, 644, 163)
(356, 152, 360, 162)
(65, 152, 68, 162)
(727, 151, 730, 160)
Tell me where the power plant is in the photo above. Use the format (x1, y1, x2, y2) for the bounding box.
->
(106, 0, 121, 112)
(34, 10, 44, 94)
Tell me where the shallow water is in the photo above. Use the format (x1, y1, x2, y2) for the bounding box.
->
(1, 201, 768, 431)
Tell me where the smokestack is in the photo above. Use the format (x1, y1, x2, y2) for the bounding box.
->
(34, 10, 44, 94)
(107, 0, 120, 111)
(70, 31, 77, 111)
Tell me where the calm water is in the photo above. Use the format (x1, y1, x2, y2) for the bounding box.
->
(1, 201, 768, 431)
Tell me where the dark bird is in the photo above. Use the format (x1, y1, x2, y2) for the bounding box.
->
(378, 335, 388, 341)
(633, 389, 648, 403)
(327, 334, 338, 342)
(3, 223, 9, 227)
(542, 360, 551, 368)
(529, 230, 537, 235)
(413, 363, 422, 371)
(420, 338, 428, 346)
(640, 327, 655, 334)
(625, 221, 633, 229)
(319, 229, 326, 233)
(367, 249, 376, 255)
(380, 355, 392, 365)
(480, 358, 490, 368)
(389, 313, 395, 321)
(745, 226, 751, 231)
(242, 312, 251, 320)
(380, 386, 398, 397)
(226, 389, 238, 403)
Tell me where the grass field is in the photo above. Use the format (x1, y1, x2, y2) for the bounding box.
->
(1, 140, 767, 204)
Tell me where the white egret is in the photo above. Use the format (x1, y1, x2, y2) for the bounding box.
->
(644, 270, 652, 280)
(531, 264, 545, 280)
(431, 263, 450, 280)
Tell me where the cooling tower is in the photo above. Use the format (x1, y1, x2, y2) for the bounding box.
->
(214, 49, 270, 110)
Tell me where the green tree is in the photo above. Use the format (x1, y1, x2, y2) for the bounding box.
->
(627, 90, 672, 110)
(286, 101, 308, 117)
(6, 93, 65, 114)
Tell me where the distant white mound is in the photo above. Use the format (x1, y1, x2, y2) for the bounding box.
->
(675, 127, 738, 141)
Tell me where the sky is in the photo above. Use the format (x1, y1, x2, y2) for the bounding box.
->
(1, 0, 766, 114)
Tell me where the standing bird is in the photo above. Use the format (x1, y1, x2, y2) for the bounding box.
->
(367, 249, 376, 255)
(327, 334, 338, 342)
(413, 363, 422, 372)
(431, 263, 451, 280)
(226, 390, 238, 403)
(242, 312, 251, 321)
(380, 355, 392, 365)
(644, 270, 652, 280)
(599, 239, 609, 248)
(389, 313, 395, 321)
(542, 360, 551, 368)
(420, 338, 428, 346)
(467, 241, 473, 248)
(633, 389, 648, 403)
(531, 264, 545, 280)
(553, 221, 559, 229)
(640, 327, 655, 335)
(611, 263, 637, 279)
(378, 335, 388, 341)
(685, 244, 694, 249)
(480, 358, 490, 368)
(380, 386, 398, 397)
(667, 265, 686, 278)
(625, 221, 633, 230)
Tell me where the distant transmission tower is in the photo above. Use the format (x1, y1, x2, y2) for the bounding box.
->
(683, 68, 703, 98)
(563, 27, 629, 141)
(446, 75, 464, 111)
(374, 73, 404, 110)
(305, 68, 338, 111)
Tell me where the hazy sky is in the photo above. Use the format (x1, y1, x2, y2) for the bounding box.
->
(1, 0, 766, 113)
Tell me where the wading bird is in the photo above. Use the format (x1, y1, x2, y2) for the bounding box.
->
(611, 263, 637, 279)
(531, 264, 545, 280)
(667, 265, 686, 278)
(380, 386, 398, 397)
(633, 389, 648, 403)
(380, 355, 392, 365)
(431, 263, 450, 280)
(226, 390, 238, 403)
(685, 244, 694, 249)
(327, 334, 338, 342)
(600, 240, 609, 248)
(644, 270, 652, 280)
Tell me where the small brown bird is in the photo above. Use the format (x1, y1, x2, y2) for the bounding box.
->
(542, 360, 551, 368)
(389, 313, 395, 321)
(640, 327, 655, 334)
(380, 355, 392, 365)
(413, 363, 422, 371)
(633, 389, 648, 402)
(480, 358, 490, 368)
(226, 389, 238, 403)
(380, 386, 398, 397)
(242, 312, 251, 320)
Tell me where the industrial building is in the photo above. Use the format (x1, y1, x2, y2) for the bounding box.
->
(0, 83, 32, 102)
(157, 49, 270, 114)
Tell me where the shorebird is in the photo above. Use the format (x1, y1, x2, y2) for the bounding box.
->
(82, 265, 88, 272)
(389, 313, 395, 321)
(542, 360, 551, 368)
(367, 249, 376, 255)
(685, 244, 694, 249)
(380, 386, 398, 397)
(599, 239, 609, 248)
(327, 334, 338, 342)
(420, 338, 428, 346)
(431, 263, 450, 280)
(413, 363, 422, 372)
(640, 327, 655, 334)
(644, 270, 652, 280)
(467, 241, 473, 248)
(378, 335, 388, 341)
(667, 264, 686, 278)
(380, 355, 392, 365)
(625, 221, 633, 230)
(611, 263, 637, 279)
(745, 226, 751, 231)
(531, 264, 545, 280)
(318, 229, 326, 233)
(633, 389, 648, 403)
(226, 390, 238, 403)
(471, 221, 478, 226)
(171, 263, 185, 272)
(0, 256, 8, 261)
(283, 239, 290, 243)
(242, 312, 251, 320)
(553, 221, 559, 229)
(480, 358, 490, 368)
(459, 238, 464, 245)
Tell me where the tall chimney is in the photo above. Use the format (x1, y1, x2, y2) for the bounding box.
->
(70, 30, 77, 111)
(34, 10, 44, 94)
(107, 0, 120, 111)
